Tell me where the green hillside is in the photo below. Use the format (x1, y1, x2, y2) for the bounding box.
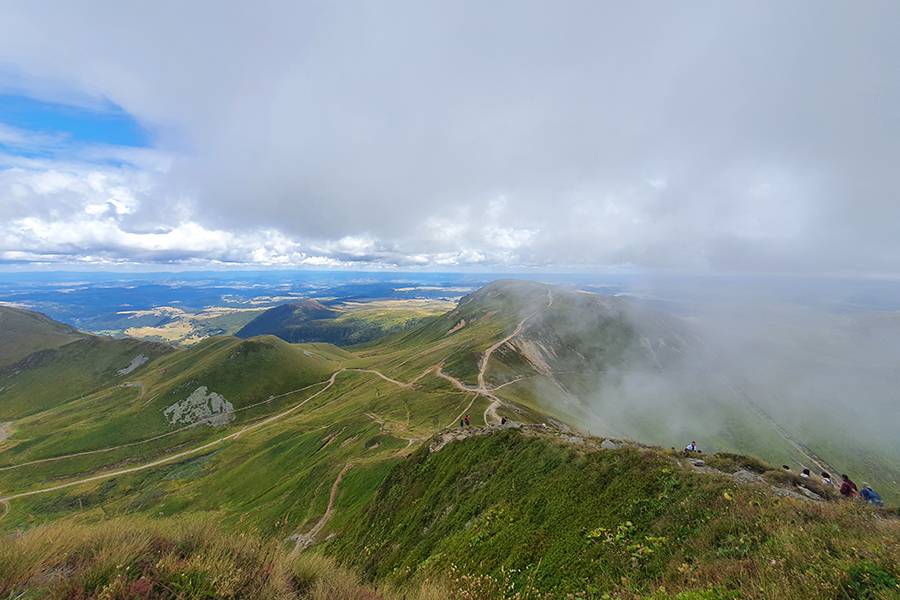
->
(0, 281, 897, 599)
(236, 300, 339, 339)
(236, 299, 447, 346)
(0, 305, 83, 367)
(331, 428, 899, 599)
(0, 335, 171, 421)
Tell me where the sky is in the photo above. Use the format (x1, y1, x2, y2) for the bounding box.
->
(0, 1, 897, 273)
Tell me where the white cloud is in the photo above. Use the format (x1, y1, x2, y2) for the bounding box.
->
(0, 1, 897, 273)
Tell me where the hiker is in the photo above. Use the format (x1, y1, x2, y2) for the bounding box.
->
(859, 484, 884, 506)
(839, 474, 859, 498)
(464, 414, 471, 427)
(459, 419, 465, 429)
(500, 416, 507, 425)
(800, 468, 810, 479)
(821, 471, 834, 486)
(684, 440, 697, 453)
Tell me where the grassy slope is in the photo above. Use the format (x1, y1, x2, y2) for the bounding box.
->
(0, 335, 171, 420)
(330, 429, 899, 600)
(0, 305, 83, 368)
(0, 337, 348, 490)
(0, 323, 490, 538)
(1, 282, 898, 599)
(236, 300, 453, 347)
(5, 280, 896, 518)
(447, 282, 900, 503)
(0, 514, 452, 600)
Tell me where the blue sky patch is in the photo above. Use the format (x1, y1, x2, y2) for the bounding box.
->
(0, 94, 150, 151)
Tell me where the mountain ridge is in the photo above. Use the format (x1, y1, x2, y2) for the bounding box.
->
(0, 305, 84, 368)
(0, 281, 897, 599)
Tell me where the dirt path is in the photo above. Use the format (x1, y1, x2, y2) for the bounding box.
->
(492, 375, 532, 391)
(475, 289, 554, 425)
(0, 380, 331, 472)
(122, 381, 146, 401)
(291, 462, 353, 553)
(435, 366, 478, 393)
(445, 393, 478, 429)
(345, 368, 412, 389)
(0, 366, 428, 503)
(409, 364, 438, 385)
(483, 400, 501, 426)
(0, 371, 344, 503)
(477, 316, 531, 391)
(0, 422, 10, 443)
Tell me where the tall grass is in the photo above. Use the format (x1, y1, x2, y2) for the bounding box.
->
(0, 515, 448, 600)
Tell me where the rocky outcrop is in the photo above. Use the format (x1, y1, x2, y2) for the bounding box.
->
(117, 354, 148, 376)
(163, 386, 234, 426)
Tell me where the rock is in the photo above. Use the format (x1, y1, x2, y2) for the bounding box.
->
(600, 439, 620, 450)
(117, 354, 148, 376)
(688, 458, 705, 467)
(797, 485, 824, 501)
(773, 487, 809, 501)
(163, 386, 234, 426)
(732, 469, 764, 485)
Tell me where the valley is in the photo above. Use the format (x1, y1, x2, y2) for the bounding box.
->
(0, 280, 897, 599)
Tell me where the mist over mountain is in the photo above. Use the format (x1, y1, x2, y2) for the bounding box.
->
(1, 1, 899, 594)
(1, 277, 898, 598)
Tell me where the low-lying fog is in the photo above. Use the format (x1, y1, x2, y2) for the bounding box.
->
(550, 275, 900, 499)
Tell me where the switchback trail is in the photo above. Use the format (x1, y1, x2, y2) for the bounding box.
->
(477, 289, 553, 425)
(433, 291, 554, 426)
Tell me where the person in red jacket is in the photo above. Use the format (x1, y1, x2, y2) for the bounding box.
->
(839, 474, 859, 498)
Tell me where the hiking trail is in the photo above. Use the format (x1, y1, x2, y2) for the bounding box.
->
(0, 367, 416, 503)
(291, 462, 354, 553)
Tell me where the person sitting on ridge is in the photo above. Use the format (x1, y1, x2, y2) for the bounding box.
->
(800, 468, 810, 478)
(839, 474, 859, 498)
(821, 471, 834, 486)
(684, 440, 698, 453)
(859, 483, 884, 506)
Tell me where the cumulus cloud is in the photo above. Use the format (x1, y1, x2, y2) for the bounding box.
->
(0, 1, 898, 271)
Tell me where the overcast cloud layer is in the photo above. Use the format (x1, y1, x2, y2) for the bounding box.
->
(0, 1, 898, 272)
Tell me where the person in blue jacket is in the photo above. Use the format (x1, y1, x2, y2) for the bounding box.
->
(859, 483, 884, 506)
